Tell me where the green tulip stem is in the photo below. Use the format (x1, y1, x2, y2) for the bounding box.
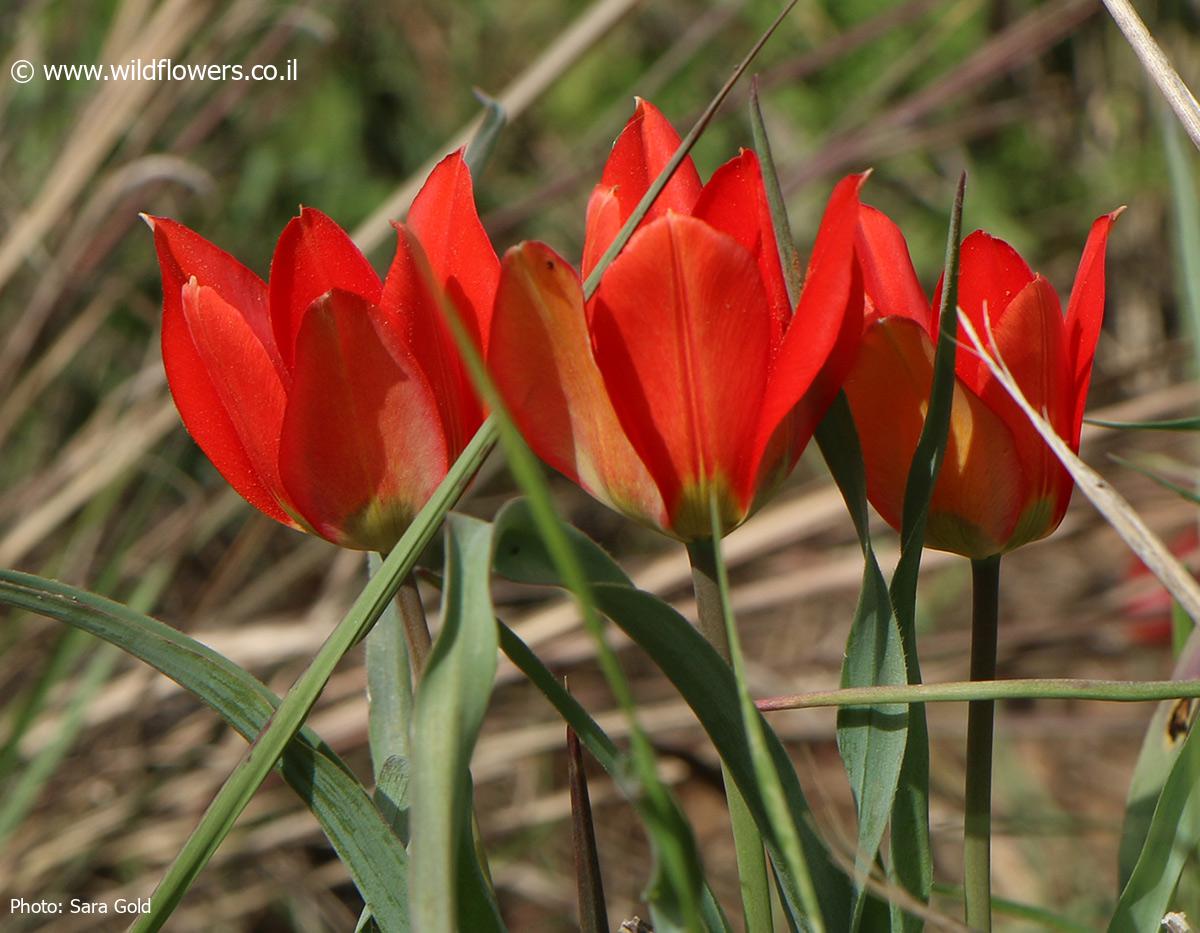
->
(687, 538, 773, 933)
(964, 554, 1001, 932)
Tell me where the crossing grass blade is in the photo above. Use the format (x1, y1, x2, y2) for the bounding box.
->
(1087, 416, 1200, 431)
(1109, 710, 1200, 930)
(496, 621, 733, 933)
(0, 569, 411, 931)
(493, 499, 854, 931)
(1118, 632, 1200, 888)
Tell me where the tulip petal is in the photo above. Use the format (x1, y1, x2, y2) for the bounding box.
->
(279, 289, 448, 551)
(381, 224, 483, 456)
(146, 215, 279, 369)
(844, 317, 1027, 558)
(857, 204, 930, 328)
(752, 173, 866, 481)
(407, 150, 500, 354)
(591, 214, 771, 533)
(1065, 210, 1120, 441)
(972, 275, 1073, 532)
(172, 278, 296, 528)
(489, 242, 665, 527)
(693, 149, 790, 346)
(269, 207, 383, 369)
(582, 99, 702, 277)
(946, 230, 1036, 395)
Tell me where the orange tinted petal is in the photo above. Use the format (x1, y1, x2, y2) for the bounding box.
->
(591, 214, 771, 529)
(175, 279, 296, 528)
(692, 149, 790, 345)
(407, 150, 500, 354)
(947, 230, 1036, 396)
(489, 242, 665, 527)
(146, 215, 276, 366)
(844, 317, 1027, 558)
(581, 99, 702, 276)
(971, 275, 1073, 530)
(381, 224, 484, 455)
(268, 208, 382, 369)
(752, 174, 866, 479)
(857, 204, 930, 328)
(278, 290, 448, 551)
(1065, 210, 1120, 442)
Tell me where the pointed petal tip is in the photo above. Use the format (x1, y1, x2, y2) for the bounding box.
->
(1108, 205, 1128, 222)
(138, 212, 156, 230)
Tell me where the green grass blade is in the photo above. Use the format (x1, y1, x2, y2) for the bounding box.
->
(888, 173, 967, 931)
(130, 417, 496, 931)
(1110, 706, 1200, 930)
(1118, 635, 1200, 888)
(702, 500, 821, 931)
(496, 620, 733, 933)
(1087, 416, 1200, 432)
(753, 80, 909, 926)
(1109, 454, 1200, 506)
(486, 452, 706, 932)
(0, 569, 410, 931)
(409, 513, 503, 933)
(494, 499, 854, 930)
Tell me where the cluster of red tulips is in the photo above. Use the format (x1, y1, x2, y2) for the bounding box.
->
(147, 98, 1118, 560)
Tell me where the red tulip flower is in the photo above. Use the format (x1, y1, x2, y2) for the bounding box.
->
(844, 203, 1120, 558)
(145, 151, 498, 551)
(488, 100, 865, 540)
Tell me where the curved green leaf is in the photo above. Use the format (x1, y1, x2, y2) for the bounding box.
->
(494, 499, 853, 930)
(410, 513, 504, 932)
(497, 622, 731, 932)
(1119, 634, 1200, 887)
(0, 569, 409, 931)
(1110, 711, 1200, 930)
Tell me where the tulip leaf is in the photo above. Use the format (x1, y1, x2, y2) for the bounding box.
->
(409, 513, 504, 933)
(494, 498, 854, 932)
(131, 417, 498, 932)
(886, 173, 968, 931)
(365, 552, 414, 781)
(1109, 705, 1200, 930)
(815, 397, 909, 929)
(755, 80, 912, 927)
(0, 569, 410, 932)
(1118, 631, 1200, 888)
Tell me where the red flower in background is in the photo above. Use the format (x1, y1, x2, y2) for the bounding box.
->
(844, 203, 1121, 558)
(146, 151, 498, 551)
(488, 100, 865, 540)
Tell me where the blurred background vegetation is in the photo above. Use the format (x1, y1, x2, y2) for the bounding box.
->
(3, 0, 1200, 928)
